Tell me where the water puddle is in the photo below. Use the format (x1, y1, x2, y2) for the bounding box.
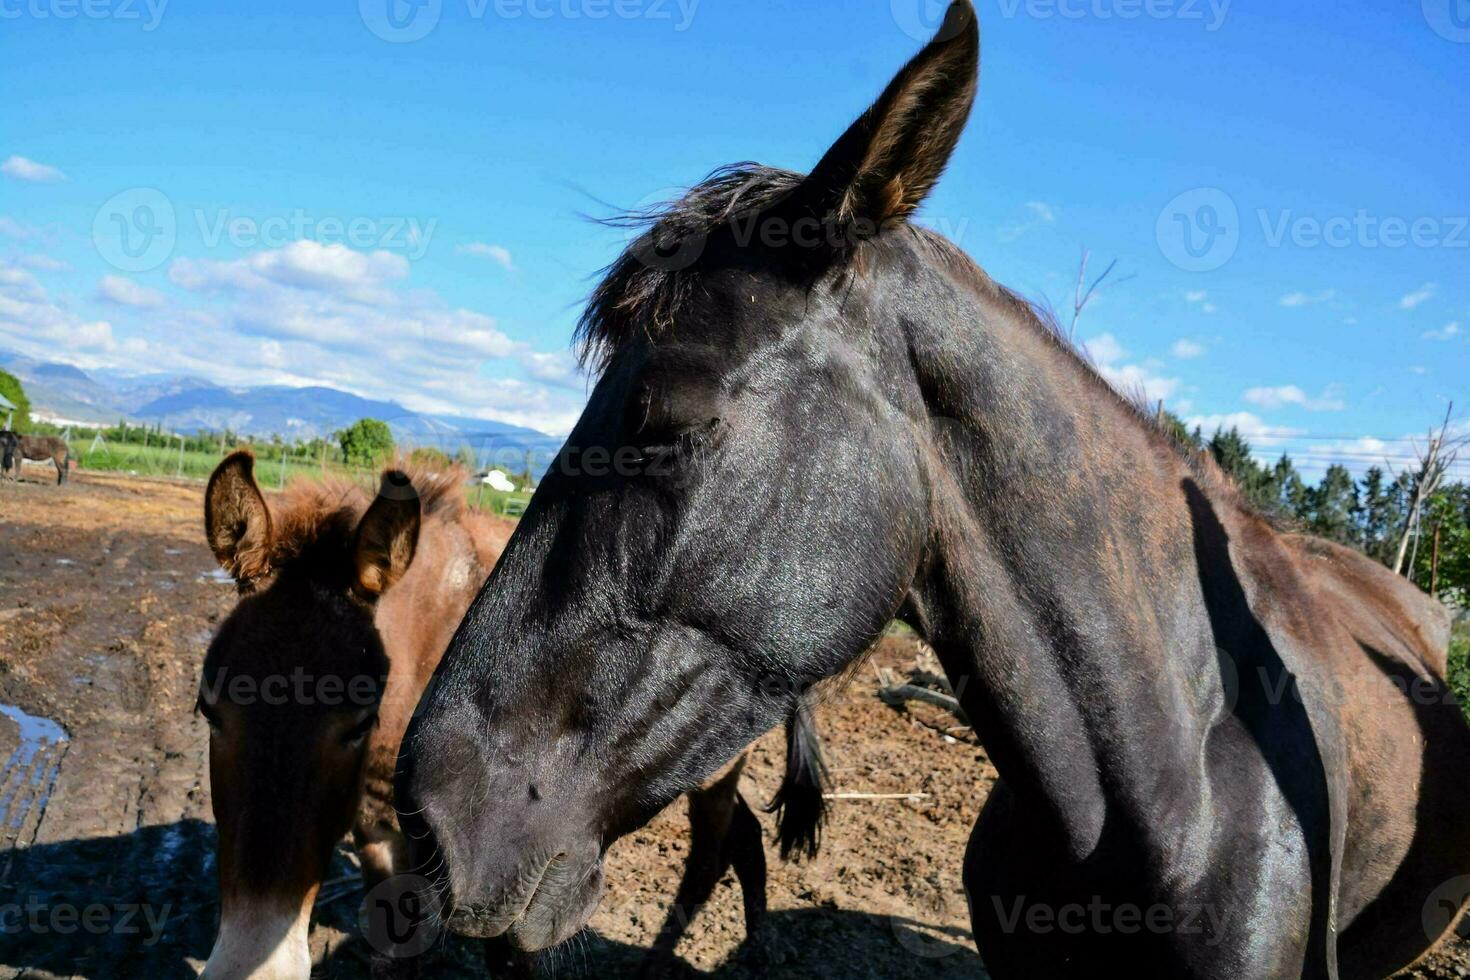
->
(0, 703, 70, 845)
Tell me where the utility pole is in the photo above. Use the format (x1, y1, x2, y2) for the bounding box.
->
(1430, 522, 1442, 598)
(177, 435, 185, 478)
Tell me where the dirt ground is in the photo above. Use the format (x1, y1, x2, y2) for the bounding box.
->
(1, 469, 1467, 979)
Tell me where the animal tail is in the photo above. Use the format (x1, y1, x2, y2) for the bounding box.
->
(764, 695, 829, 862)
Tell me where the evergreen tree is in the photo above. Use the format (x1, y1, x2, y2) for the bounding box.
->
(1305, 464, 1360, 546)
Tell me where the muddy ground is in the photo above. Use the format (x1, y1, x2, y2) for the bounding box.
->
(0, 469, 1467, 979)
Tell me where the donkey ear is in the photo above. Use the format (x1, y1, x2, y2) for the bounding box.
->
(352, 471, 421, 601)
(796, 0, 978, 234)
(205, 451, 274, 585)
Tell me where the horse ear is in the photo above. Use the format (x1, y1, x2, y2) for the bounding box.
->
(352, 471, 421, 601)
(795, 0, 978, 236)
(205, 451, 274, 585)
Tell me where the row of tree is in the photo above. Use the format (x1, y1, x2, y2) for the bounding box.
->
(1162, 416, 1467, 604)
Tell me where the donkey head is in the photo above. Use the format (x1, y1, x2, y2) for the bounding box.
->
(200, 452, 420, 979)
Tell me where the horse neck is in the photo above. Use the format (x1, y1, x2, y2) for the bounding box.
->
(898, 265, 1229, 859)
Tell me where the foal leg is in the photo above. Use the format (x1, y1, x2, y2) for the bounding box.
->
(638, 754, 755, 978)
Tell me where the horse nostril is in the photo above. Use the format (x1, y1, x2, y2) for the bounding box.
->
(528, 783, 541, 802)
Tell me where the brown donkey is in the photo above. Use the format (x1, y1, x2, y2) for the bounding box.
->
(198, 452, 826, 979)
(1, 433, 69, 484)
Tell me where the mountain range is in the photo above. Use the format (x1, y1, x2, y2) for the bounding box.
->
(0, 350, 565, 468)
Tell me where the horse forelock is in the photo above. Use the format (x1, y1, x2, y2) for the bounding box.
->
(266, 464, 469, 575)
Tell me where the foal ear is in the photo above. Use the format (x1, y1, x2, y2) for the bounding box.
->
(352, 471, 421, 601)
(796, 0, 978, 235)
(205, 451, 274, 584)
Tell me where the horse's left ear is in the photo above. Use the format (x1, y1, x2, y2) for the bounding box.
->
(205, 451, 274, 586)
(795, 0, 979, 234)
(352, 470, 421, 601)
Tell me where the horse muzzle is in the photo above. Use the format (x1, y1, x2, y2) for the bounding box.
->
(443, 845, 606, 950)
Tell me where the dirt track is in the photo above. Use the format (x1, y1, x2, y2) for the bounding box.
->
(1, 470, 1467, 979)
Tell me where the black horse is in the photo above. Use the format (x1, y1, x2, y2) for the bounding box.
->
(400, 4, 1470, 976)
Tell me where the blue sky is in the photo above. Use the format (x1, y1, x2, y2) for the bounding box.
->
(0, 0, 1465, 477)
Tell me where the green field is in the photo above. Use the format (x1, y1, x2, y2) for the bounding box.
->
(56, 439, 533, 519)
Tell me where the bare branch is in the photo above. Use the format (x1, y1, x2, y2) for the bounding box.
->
(1068, 248, 1137, 341)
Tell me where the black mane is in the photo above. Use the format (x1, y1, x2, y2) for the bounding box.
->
(576, 164, 805, 373)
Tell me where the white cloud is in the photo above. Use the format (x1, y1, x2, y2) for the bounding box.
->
(458, 242, 514, 270)
(1422, 321, 1460, 341)
(1399, 283, 1437, 310)
(1242, 384, 1346, 412)
(1081, 333, 1127, 366)
(518, 349, 584, 390)
(0, 216, 35, 239)
(172, 240, 409, 304)
(999, 201, 1057, 241)
(97, 274, 166, 308)
(0, 261, 116, 356)
(38, 242, 589, 434)
(19, 254, 68, 272)
(1182, 290, 1216, 315)
(1184, 412, 1304, 448)
(1080, 333, 1182, 403)
(1279, 290, 1335, 308)
(1023, 201, 1055, 223)
(1, 155, 66, 183)
(1171, 338, 1206, 359)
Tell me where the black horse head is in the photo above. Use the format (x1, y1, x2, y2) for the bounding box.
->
(399, 1, 979, 951)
